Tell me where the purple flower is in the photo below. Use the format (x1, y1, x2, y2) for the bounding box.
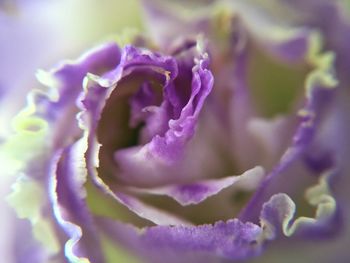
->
(4, 0, 350, 262)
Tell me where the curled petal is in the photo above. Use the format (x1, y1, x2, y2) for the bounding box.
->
(5, 42, 122, 262)
(114, 42, 213, 186)
(260, 171, 336, 240)
(84, 135, 191, 226)
(129, 166, 264, 206)
(80, 40, 214, 188)
(48, 140, 104, 263)
(37, 42, 121, 122)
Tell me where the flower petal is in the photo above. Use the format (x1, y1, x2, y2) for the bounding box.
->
(96, 217, 263, 263)
(129, 166, 264, 206)
(239, 28, 337, 224)
(80, 40, 214, 188)
(79, 48, 192, 224)
(260, 171, 336, 240)
(48, 138, 105, 263)
(114, 41, 214, 186)
(83, 134, 191, 226)
(4, 39, 122, 263)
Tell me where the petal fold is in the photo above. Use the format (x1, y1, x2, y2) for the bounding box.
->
(130, 166, 264, 206)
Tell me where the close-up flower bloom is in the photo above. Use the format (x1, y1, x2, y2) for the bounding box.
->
(1, 0, 350, 262)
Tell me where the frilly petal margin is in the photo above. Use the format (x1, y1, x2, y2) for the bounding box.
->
(48, 137, 105, 263)
(2, 42, 121, 178)
(239, 29, 338, 221)
(4, 43, 123, 261)
(95, 217, 263, 263)
(242, 2, 350, 261)
(260, 170, 337, 241)
(36, 42, 121, 149)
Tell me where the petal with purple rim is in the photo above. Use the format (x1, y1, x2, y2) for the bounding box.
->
(129, 166, 264, 206)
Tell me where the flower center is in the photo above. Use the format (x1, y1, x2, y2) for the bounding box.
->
(96, 71, 165, 185)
